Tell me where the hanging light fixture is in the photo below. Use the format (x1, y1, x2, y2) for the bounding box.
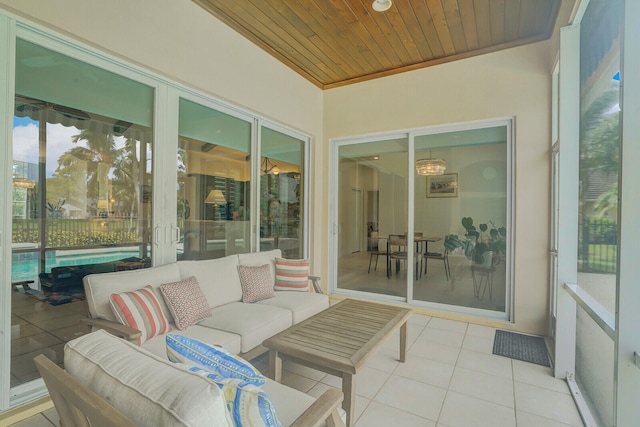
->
(261, 157, 280, 175)
(416, 150, 446, 176)
(12, 177, 36, 189)
(372, 0, 392, 12)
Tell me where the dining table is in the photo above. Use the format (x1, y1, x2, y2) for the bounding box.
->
(384, 235, 442, 278)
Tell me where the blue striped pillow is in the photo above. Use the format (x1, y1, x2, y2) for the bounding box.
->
(166, 334, 265, 386)
(186, 366, 281, 427)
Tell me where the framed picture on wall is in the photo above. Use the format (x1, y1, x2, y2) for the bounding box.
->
(426, 173, 458, 198)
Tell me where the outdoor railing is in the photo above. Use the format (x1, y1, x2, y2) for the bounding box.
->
(12, 218, 145, 249)
(579, 218, 617, 274)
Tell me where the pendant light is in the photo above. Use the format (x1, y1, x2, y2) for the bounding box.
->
(416, 150, 446, 176)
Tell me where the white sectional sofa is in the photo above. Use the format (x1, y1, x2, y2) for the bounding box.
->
(82, 249, 329, 360)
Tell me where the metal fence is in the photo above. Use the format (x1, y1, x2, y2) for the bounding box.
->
(12, 218, 144, 248)
(579, 218, 617, 273)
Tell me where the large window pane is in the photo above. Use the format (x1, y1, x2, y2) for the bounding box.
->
(336, 138, 409, 298)
(11, 40, 154, 388)
(177, 98, 251, 259)
(259, 127, 306, 259)
(413, 126, 508, 313)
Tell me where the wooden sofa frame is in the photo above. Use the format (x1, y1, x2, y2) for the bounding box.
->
(35, 354, 345, 427)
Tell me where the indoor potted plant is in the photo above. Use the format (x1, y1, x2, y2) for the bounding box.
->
(460, 217, 506, 268)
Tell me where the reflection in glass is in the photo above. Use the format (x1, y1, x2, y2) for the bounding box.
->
(259, 127, 305, 259)
(11, 38, 154, 389)
(413, 126, 508, 313)
(177, 98, 251, 259)
(336, 138, 409, 298)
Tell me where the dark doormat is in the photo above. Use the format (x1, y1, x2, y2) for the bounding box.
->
(493, 330, 550, 367)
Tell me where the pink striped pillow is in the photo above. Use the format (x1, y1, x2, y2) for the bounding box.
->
(274, 257, 310, 291)
(109, 285, 171, 345)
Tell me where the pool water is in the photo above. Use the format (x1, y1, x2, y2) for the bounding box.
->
(12, 249, 142, 281)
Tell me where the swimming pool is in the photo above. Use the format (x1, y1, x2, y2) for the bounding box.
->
(11, 248, 143, 281)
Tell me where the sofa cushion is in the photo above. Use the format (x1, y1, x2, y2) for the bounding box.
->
(188, 367, 282, 427)
(178, 257, 242, 308)
(274, 257, 310, 291)
(109, 285, 171, 345)
(258, 291, 330, 324)
(141, 324, 242, 357)
(166, 334, 265, 386)
(64, 330, 231, 427)
(237, 264, 275, 303)
(237, 249, 282, 284)
(160, 276, 212, 330)
(199, 303, 292, 353)
(84, 263, 181, 323)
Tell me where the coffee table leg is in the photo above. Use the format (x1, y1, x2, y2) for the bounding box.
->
(268, 349, 282, 382)
(342, 373, 355, 427)
(400, 321, 408, 363)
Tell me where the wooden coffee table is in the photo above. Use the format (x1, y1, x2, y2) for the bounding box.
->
(263, 299, 412, 426)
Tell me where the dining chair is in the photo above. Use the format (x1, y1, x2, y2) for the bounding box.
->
(388, 234, 421, 277)
(423, 235, 452, 280)
(367, 232, 388, 273)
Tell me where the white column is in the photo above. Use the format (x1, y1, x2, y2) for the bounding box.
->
(615, 0, 640, 424)
(554, 24, 581, 380)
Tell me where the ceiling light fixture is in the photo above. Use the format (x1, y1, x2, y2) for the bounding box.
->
(372, 0, 392, 12)
(261, 157, 280, 175)
(416, 151, 446, 176)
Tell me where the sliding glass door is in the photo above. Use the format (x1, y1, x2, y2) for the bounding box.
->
(332, 121, 512, 319)
(177, 98, 252, 260)
(335, 137, 408, 299)
(9, 38, 154, 393)
(259, 126, 307, 259)
(412, 125, 510, 314)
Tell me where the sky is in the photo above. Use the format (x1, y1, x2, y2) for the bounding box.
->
(13, 118, 81, 178)
(12, 117, 132, 179)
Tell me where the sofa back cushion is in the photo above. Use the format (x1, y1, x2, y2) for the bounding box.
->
(84, 263, 181, 323)
(64, 330, 231, 427)
(237, 249, 282, 285)
(178, 256, 242, 308)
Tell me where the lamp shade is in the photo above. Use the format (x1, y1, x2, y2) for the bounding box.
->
(204, 190, 227, 205)
(416, 158, 447, 175)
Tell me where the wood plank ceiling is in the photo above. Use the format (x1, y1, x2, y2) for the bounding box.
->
(193, 0, 562, 89)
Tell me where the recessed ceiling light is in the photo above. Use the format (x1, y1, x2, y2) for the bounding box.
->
(372, 0, 392, 12)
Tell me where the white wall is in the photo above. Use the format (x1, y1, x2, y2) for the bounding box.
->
(323, 41, 554, 335)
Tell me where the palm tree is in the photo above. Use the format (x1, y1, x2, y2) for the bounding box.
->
(63, 129, 118, 209)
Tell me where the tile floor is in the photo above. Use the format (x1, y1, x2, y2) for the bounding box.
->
(10, 288, 90, 387)
(8, 314, 584, 427)
(338, 250, 508, 313)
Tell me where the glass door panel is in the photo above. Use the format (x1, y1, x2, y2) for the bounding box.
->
(259, 127, 306, 258)
(11, 39, 154, 388)
(177, 98, 252, 259)
(412, 126, 509, 313)
(336, 138, 408, 298)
